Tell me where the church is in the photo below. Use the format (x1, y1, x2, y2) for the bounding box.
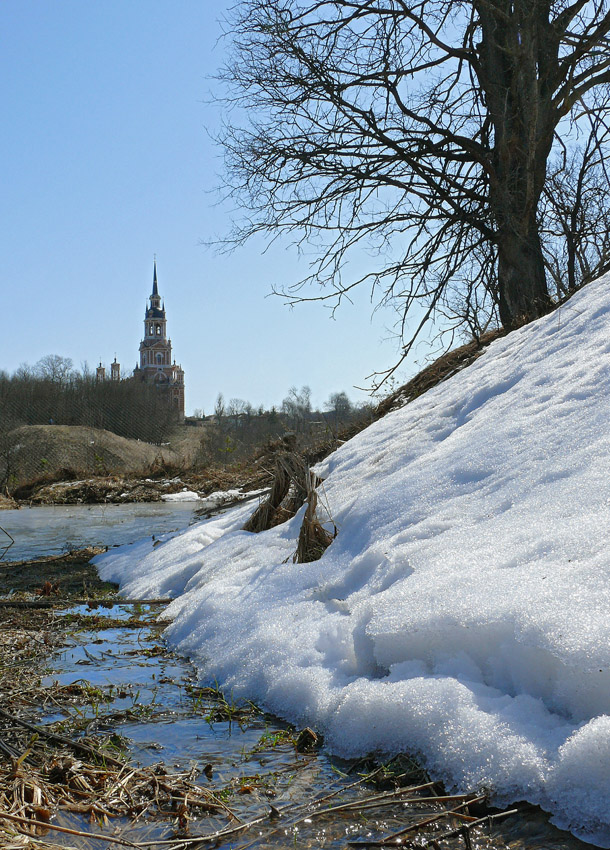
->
(133, 259, 185, 418)
(96, 260, 185, 419)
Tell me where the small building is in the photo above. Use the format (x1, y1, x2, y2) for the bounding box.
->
(97, 357, 120, 381)
(133, 260, 185, 419)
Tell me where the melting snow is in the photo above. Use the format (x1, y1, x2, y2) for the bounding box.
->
(95, 275, 610, 846)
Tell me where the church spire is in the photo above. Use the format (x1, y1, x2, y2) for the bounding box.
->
(152, 256, 158, 297)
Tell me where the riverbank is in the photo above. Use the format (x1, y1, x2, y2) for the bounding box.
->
(0, 549, 534, 850)
(0, 546, 111, 596)
(8, 466, 271, 507)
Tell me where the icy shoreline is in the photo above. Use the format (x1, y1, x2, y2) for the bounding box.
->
(96, 275, 610, 846)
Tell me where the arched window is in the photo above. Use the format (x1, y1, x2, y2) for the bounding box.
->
(149, 324, 154, 335)
(156, 324, 161, 335)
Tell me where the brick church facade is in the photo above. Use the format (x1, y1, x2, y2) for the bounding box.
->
(133, 260, 185, 418)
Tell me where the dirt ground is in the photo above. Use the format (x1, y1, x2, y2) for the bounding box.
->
(3, 423, 206, 494)
(4, 422, 273, 506)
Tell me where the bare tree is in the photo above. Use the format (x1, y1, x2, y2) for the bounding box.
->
(541, 92, 610, 296)
(35, 354, 75, 385)
(214, 393, 226, 423)
(325, 391, 352, 420)
(227, 397, 248, 427)
(218, 0, 610, 382)
(282, 385, 312, 432)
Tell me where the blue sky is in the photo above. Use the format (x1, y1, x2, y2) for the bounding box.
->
(1, 1, 417, 415)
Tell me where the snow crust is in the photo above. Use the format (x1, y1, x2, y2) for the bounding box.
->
(95, 275, 610, 845)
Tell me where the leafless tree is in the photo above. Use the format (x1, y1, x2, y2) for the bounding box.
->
(34, 354, 75, 385)
(218, 0, 610, 383)
(214, 393, 226, 422)
(325, 391, 352, 420)
(541, 92, 610, 296)
(282, 385, 312, 432)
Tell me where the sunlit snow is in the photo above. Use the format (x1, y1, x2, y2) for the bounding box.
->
(95, 274, 610, 846)
(161, 489, 202, 502)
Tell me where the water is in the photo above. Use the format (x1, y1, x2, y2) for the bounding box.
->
(0, 504, 596, 849)
(40, 611, 371, 847)
(39, 609, 591, 850)
(0, 502, 198, 561)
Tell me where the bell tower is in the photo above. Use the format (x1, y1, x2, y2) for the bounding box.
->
(139, 259, 172, 372)
(134, 259, 185, 419)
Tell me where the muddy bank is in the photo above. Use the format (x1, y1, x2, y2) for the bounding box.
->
(11, 465, 271, 506)
(0, 546, 113, 596)
(13, 474, 196, 505)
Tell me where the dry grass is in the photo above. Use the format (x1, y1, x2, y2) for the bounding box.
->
(243, 438, 309, 533)
(293, 471, 336, 564)
(375, 330, 505, 418)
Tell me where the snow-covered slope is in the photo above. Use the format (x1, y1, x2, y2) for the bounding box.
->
(96, 275, 610, 845)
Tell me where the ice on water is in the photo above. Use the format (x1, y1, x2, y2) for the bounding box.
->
(96, 274, 610, 846)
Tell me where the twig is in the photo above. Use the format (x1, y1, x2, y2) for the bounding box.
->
(309, 790, 477, 818)
(0, 810, 139, 846)
(346, 794, 487, 846)
(128, 813, 269, 847)
(308, 766, 386, 806)
(423, 807, 520, 845)
(0, 525, 15, 563)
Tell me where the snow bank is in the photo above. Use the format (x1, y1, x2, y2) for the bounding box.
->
(95, 275, 610, 845)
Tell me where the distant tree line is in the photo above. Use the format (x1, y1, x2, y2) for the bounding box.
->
(198, 385, 373, 464)
(0, 354, 375, 487)
(0, 354, 177, 445)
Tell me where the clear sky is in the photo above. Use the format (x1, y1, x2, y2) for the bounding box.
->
(1, 1, 418, 415)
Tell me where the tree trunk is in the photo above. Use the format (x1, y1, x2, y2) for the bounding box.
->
(496, 216, 553, 328)
(475, 1, 557, 328)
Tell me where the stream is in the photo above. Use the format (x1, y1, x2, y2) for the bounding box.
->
(0, 502, 199, 562)
(40, 603, 589, 850)
(0, 503, 594, 849)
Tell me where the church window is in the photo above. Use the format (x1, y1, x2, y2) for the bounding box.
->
(156, 324, 161, 335)
(149, 324, 154, 335)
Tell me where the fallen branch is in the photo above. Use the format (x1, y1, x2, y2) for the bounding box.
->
(346, 794, 488, 846)
(423, 807, 520, 846)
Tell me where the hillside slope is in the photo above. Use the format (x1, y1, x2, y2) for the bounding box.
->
(6, 424, 179, 484)
(96, 274, 610, 845)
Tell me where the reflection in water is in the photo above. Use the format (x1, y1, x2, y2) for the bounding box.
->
(0, 506, 597, 848)
(41, 611, 591, 850)
(0, 502, 197, 562)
